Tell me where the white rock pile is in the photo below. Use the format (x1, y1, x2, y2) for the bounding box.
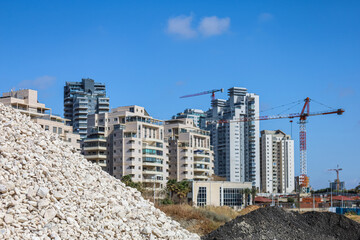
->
(0, 103, 199, 240)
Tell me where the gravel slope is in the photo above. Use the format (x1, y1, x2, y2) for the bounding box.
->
(0, 103, 199, 240)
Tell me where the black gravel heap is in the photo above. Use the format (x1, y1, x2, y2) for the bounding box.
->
(202, 207, 360, 240)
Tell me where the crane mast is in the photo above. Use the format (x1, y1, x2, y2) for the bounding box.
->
(298, 97, 310, 189)
(329, 165, 343, 191)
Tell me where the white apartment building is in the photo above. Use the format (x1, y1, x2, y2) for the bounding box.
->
(260, 130, 295, 194)
(173, 109, 207, 129)
(0, 89, 80, 150)
(164, 118, 214, 181)
(86, 106, 169, 191)
(82, 126, 107, 170)
(206, 87, 260, 189)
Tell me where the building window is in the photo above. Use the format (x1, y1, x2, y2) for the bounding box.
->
(45, 125, 49, 131)
(53, 127, 57, 133)
(221, 188, 243, 207)
(58, 128, 62, 134)
(197, 187, 207, 207)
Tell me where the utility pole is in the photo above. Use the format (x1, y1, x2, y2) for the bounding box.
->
(313, 194, 315, 210)
(297, 177, 301, 212)
(329, 180, 333, 208)
(153, 176, 156, 204)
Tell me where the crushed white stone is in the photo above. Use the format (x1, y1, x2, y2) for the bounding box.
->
(0, 103, 199, 240)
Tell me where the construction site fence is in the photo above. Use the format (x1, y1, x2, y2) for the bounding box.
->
(255, 201, 360, 210)
(335, 207, 360, 215)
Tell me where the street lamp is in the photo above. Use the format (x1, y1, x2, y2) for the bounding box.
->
(152, 175, 156, 204)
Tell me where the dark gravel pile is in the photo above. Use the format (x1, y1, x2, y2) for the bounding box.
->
(202, 207, 360, 240)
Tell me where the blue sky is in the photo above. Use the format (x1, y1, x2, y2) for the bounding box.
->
(1, 0, 359, 189)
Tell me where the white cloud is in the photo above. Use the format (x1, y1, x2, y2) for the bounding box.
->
(166, 15, 197, 39)
(17, 76, 56, 90)
(198, 16, 230, 36)
(339, 87, 355, 98)
(258, 13, 273, 22)
(175, 81, 185, 86)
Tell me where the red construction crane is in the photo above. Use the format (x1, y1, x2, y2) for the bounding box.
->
(214, 97, 344, 190)
(180, 88, 224, 101)
(329, 165, 343, 191)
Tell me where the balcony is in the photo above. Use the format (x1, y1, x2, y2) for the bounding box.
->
(98, 105, 110, 110)
(74, 115, 87, 120)
(83, 136, 106, 142)
(64, 100, 73, 106)
(178, 142, 190, 148)
(74, 110, 88, 115)
(193, 175, 209, 180)
(143, 169, 163, 175)
(142, 149, 163, 156)
(94, 160, 107, 168)
(143, 157, 163, 165)
(83, 145, 107, 151)
(142, 176, 164, 183)
(124, 132, 137, 138)
(193, 157, 211, 164)
(194, 164, 210, 170)
(84, 154, 107, 160)
(194, 151, 210, 157)
(142, 142, 163, 149)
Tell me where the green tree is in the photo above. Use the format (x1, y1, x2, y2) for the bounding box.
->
(121, 175, 133, 186)
(121, 175, 143, 193)
(355, 183, 360, 193)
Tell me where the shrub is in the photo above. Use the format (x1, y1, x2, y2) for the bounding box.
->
(161, 198, 173, 205)
(345, 211, 357, 216)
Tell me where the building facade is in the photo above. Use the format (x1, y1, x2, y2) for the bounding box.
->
(64, 78, 109, 139)
(82, 126, 107, 170)
(206, 87, 260, 188)
(0, 89, 80, 150)
(164, 118, 214, 181)
(330, 180, 345, 191)
(191, 181, 253, 208)
(260, 130, 295, 194)
(85, 105, 169, 191)
(173, 109, 207, 129)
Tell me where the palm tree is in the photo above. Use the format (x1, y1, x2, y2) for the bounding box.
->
(166, 179, 177, 201)
(244, 188, 251, 207)
(251, 187, 257, 205)
(175, 180, 190, 204)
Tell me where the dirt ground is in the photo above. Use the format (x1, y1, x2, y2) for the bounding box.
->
(347, 214, 360, 224)
(202, 207, 360, 240)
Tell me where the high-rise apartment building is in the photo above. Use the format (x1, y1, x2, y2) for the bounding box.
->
(173, 109, 207, 129)
(260, 130, 295, 194)
(164, 118, 214, 181)
(206, 87, 260, 188)
(85, 105, 169, 191)
(0, 89, 80, 150)
(82, 126, 107, 170)
(64, 78, 109, 139)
